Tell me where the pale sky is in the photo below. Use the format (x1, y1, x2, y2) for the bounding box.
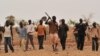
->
(0, 0, 100, 26)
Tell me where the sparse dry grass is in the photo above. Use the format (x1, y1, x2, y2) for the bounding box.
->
(0, 45, 100, 56)
(0, 27, 100, 56)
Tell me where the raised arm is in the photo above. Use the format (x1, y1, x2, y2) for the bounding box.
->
(45, 17, 51, 24)
(45, 12, 51, 24)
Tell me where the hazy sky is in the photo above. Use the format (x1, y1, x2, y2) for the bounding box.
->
(0, 0, 100, 26)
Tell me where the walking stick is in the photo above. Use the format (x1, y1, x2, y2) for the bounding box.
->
(45, 12, 52, 20)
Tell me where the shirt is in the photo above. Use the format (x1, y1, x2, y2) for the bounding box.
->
(37, 25, 45, 36)
(76, 23, 87, 35)
(0, 26, 4, 33)
(58, 24, 69, 38)
(17, 27, 27, 38)
(26, 24, 35, 35)
(4, 26, 12, 37)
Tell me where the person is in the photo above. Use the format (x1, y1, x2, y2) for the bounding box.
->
(0, 25, 5, 50)
(85, 22, 90, 39)
(73, 23, 78, 45)
(75, 19, 87, 50)
(3, 20, 14, 53)
(41, 16, 48, 40)
(58, 19, 69, 50)
(16, 21, 27, 51)
(37, 20, 46, 50)
(45, 16, 59, 51)
(91, 22, 99, 51)
(25, 20, 35, 51)
(0, 28, 2, 50)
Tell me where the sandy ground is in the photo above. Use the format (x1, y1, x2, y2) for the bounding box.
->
(0, 27, 100, 56)
(0, 45, 100, 56)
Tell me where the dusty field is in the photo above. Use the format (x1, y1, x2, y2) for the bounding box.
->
(0, 27, 100, 56)
(0, 45, 100, 56)
(0, 35, 100, 56)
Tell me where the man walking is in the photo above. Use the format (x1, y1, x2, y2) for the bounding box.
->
(58, 19, 69, 50)
(45, 16, 59, 51)
(26, 20, 35, 51)
(75, 19, 87, 50)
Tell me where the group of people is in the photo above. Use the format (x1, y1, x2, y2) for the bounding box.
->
(0, 16, 100, 53)
(74, 19, 100, 51)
